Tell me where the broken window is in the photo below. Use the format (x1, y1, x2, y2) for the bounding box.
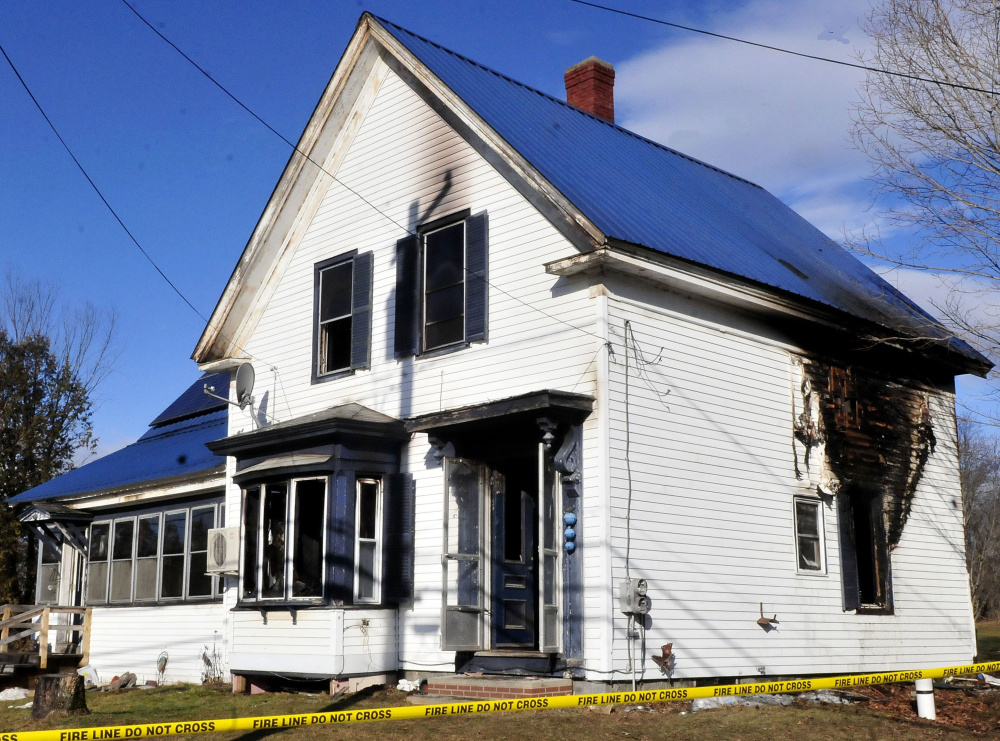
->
(424, 222, 466, 351)
(313, 252, 373, 379)
(354, 478, 381, 603)
(838, 485, 892, 611)
(793, 498, 824, 572)
(394, 212, 488, 357)
(241, 478, 327, 601)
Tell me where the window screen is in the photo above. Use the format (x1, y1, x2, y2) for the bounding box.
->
(110, 520, 135, 602)
(135, 515, 160, 601)
(188, 507, 215, 597)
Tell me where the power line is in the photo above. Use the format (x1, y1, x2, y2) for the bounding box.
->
(118, 0, 613, 349)
(567, 0, 1000, 98)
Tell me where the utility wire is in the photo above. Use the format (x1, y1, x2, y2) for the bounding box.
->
(0, 41, 208, 323)
(119, 0, 613, 349)
(567, 0, 1000, 98)
(0, 39, 288, 422)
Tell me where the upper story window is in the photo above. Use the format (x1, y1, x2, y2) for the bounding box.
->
(241, 478, 327, 602)
(394, 211, 488, 358)
(86, 499, 223, 606)
(837, 484, 893, 613)
(313, 252, 373, 381)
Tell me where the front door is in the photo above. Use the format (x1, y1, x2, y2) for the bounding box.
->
(491, 472, 537, 649)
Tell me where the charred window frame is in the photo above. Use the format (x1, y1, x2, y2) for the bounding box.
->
(240, 477, 328, 603)
(793, 497, 825, 574)
(85, 502, 221, 606)
(838, 486, 893, 613)
(312, 251, 373, 382)
(394, 210, 488, 358)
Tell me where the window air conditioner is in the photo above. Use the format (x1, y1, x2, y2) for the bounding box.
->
(206, 527, 240, 576)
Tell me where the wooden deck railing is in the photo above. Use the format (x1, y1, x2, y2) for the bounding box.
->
(0, 605, 91, 669)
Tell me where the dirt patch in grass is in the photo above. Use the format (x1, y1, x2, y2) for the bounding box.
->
(850, 683, 1000, 735)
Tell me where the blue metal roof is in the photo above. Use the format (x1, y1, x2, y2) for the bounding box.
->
(378, 17, 987, 370)
(149, 372, 229, 427)
(10, 407, 227, 505)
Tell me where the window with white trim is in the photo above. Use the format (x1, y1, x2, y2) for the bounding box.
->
(354, 478, 382, 603)
(86, 501, 222, 605)
(794, 497, 825, 573)
(241, 478, 327, 602)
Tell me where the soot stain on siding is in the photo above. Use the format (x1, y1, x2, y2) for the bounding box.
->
(794, 359, 935, 549)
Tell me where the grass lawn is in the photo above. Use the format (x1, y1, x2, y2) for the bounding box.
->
(3, 624, 1000, 740)
(2, 683, 997, 741)
(976, 620, 1000, 662)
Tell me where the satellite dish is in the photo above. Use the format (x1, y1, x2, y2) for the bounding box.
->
(235, 362, 255, 410)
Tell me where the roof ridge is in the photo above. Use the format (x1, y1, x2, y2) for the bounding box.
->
(372, 15, 763, 190)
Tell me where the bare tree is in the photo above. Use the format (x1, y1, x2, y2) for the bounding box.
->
(852, 0, 1000, 367)
(0, 269, 117, 602)
(960, 421, 1000, 618)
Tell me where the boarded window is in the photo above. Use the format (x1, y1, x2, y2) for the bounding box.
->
(793, 498, 824, 572)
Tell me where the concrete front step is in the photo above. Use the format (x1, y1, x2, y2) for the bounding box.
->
(425, 675, 572, 700)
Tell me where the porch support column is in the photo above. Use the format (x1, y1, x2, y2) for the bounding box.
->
(554, 425, 584, 662)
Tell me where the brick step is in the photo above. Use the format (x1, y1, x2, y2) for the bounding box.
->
(425, 675, 572, 700)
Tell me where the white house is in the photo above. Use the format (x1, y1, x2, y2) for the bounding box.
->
(16, 13, 990, 692)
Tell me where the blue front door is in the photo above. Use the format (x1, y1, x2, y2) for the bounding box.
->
(491, 471, 537, 649)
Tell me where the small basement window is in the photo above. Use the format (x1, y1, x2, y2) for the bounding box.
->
(793, 497, 824, 573)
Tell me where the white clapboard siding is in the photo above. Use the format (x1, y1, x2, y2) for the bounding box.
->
(603, 287, 975, 680)
(225, 60, 604, 672)
(86, 603, 228, 685)
(229, 609, 396, 676)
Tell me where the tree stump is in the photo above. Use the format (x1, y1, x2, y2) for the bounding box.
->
(31, 674, 89, 720)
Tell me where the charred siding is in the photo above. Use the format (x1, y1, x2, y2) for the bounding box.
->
(799, 360, 935, 550)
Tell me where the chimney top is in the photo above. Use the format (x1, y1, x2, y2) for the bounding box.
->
(564, 57, 615, 123)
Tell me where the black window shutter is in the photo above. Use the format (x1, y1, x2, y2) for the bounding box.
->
(465, 212, 488, 343)
(350, 252, 374, 370)
(837, 493, 860, 611)
(327, 471, 357, 604)
(382, 473, 415, 605)
(394, 235, 419, 357)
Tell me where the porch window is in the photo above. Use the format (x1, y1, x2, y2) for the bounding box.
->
(313, 252, 373, 380)
(37, 542, 61, 605)
(354, 478, 382, 603)
(793, 497, 825, 573)
(241, 478, 327, 602)
(85, 499, 222, 606)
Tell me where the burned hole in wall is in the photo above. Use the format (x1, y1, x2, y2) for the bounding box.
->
(795, 359, 936, 610)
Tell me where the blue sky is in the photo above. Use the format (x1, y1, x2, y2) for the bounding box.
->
(2, 0, 987, 457)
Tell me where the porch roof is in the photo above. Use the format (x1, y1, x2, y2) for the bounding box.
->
(405, 389, 594, 433)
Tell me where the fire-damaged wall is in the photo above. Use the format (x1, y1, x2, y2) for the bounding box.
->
(792, 357, 936, 551)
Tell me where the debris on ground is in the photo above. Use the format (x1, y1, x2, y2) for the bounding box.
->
(104, 673, 137, 691)
(396, 679, 421, 693)
(0, 688, 30, 701)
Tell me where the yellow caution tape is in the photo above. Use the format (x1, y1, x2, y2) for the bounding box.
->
(8, 660, 1000, 741)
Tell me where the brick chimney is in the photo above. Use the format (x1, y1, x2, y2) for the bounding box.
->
(564, 57, 615, 123)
